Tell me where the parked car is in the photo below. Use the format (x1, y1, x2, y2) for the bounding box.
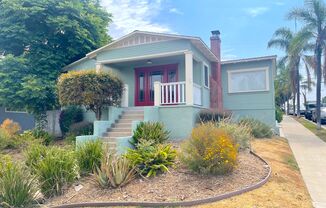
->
(288, 106, 294, 115)
(305, 102, 316, 120)
(312, 103, 326, 124)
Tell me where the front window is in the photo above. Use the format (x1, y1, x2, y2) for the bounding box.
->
(228, 68, 269, 93)
(5, 107, 27, 113)
(204, 65, 209, 88)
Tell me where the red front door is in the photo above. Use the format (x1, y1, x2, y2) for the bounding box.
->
(135, 64, 178, 106)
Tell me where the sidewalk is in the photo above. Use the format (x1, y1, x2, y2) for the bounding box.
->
(281, 116, 326, 208)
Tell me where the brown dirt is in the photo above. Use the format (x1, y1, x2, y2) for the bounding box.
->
(198, 138, 313, 208)
(45, 150, 269, 207)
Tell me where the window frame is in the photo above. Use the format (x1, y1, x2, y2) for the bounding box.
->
(227, 67, 269, 93)
(203, 63, 210, 89)
(5, 108, 28, 114)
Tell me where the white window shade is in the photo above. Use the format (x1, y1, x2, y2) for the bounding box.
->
(228, 68, 269, 93)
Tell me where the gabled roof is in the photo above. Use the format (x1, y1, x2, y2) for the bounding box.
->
(86, 30, 218, 62)
(221, 55, 277, 65)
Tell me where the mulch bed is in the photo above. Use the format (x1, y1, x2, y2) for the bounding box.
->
(45, 151, 269, 207)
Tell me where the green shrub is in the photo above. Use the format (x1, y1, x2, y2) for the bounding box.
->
(31, 129, 54, 145)
(0, 159, 36, 207)
(275, 106, 283, 123)
(57, 70, 124, 120)
(25, 144, 47, 173)
(76, 140, 103, 174)
(125, 140, 176, 177)
(180, 122, 238, 175)
(33, 147, 78, 197)
(68, 121, 93, 136)
(131, 122, 170, 147)
(64, 133, 77, 145)
(197, 109, 231, 123)
(95, 153, 136, 188)
(217, 119, 252, 150)
(239, 118, 273, 138)
(59, 106, 84, 135)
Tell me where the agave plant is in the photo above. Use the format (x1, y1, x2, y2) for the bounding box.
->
(95, 153, 136, 188)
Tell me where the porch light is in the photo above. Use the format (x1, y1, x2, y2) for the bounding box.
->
(146, 60, 152, 64)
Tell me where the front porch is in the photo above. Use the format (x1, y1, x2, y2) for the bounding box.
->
(96, 50, 210, 109)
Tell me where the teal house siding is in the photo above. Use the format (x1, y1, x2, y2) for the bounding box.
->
(221, 59, 276, 129)
(143, 106, 202, 139)
(64, 38, 212, 109)
(96, 39, 191, 61)
(65, 58, 96, 71)
(0, 107, 35, 131)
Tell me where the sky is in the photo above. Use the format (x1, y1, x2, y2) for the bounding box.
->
(101, 0, 325, 101)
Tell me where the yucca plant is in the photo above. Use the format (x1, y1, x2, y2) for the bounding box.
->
(125, 140, 177, 177)
(131, 122, 170, 147)
(0, 159, 36, 207)
(76, 140, 103, 175)
(95, 153, 136, 188)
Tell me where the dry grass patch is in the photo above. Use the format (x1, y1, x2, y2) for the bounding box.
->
(198, 138, 312, 208)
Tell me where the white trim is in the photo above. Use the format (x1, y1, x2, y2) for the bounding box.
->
(222, 55, 277, 65)
(227, 67, 270, 93)
(185, 52, 194, 105)
(5, 108, 28, 114)
(86, 30, 219, 62)
(203, 63, 210, 89)
(97, 50, 189, 64)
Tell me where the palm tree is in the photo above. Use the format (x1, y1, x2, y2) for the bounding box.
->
(301, 79, 316, 108)
(288, 0, 326, 129)
(275, 66, 292, 114)
(268, 27, 312, 117)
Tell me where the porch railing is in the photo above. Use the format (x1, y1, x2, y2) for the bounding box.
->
(154, 81, 186, 105)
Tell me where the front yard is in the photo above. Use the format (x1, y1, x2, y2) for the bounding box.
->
(0, 118, 312, 208)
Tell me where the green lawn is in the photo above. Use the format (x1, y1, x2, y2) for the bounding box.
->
(295, 117, 326, 142)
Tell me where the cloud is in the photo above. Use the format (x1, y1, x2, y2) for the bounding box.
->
(274, 1, 285, 6)
(244, 7, 269, 17)
(101, 0, 173, 39)
(169, 8, 183, 15)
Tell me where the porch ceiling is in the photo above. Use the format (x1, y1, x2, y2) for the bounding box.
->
(108, 55, 184, 68)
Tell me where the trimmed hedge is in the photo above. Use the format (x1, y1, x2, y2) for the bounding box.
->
(57, 70, 123, 120)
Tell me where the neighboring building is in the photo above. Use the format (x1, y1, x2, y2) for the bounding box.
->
(63, 30, 276, 143)
(0, 107, 35, 131)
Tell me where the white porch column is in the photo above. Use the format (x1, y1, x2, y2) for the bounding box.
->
(121, 84, 129, 107)
(185, 51, 193, 105)
(96, 63, 103, 73)
(154, 81, 161, 106)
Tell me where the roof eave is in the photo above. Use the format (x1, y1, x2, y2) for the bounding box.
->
(221, 55, 277, 65)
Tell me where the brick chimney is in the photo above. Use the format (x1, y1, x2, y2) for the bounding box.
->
(210, 30, 223, 111)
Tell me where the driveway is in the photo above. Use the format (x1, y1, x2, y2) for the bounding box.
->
(281, 116, 326, 208)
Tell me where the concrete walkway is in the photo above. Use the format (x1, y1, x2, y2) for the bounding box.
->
(281, 116, 326, 208)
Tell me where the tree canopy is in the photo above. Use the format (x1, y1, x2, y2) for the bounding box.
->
(0, 0, 112, 125)
(57, 70, 124, 120)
